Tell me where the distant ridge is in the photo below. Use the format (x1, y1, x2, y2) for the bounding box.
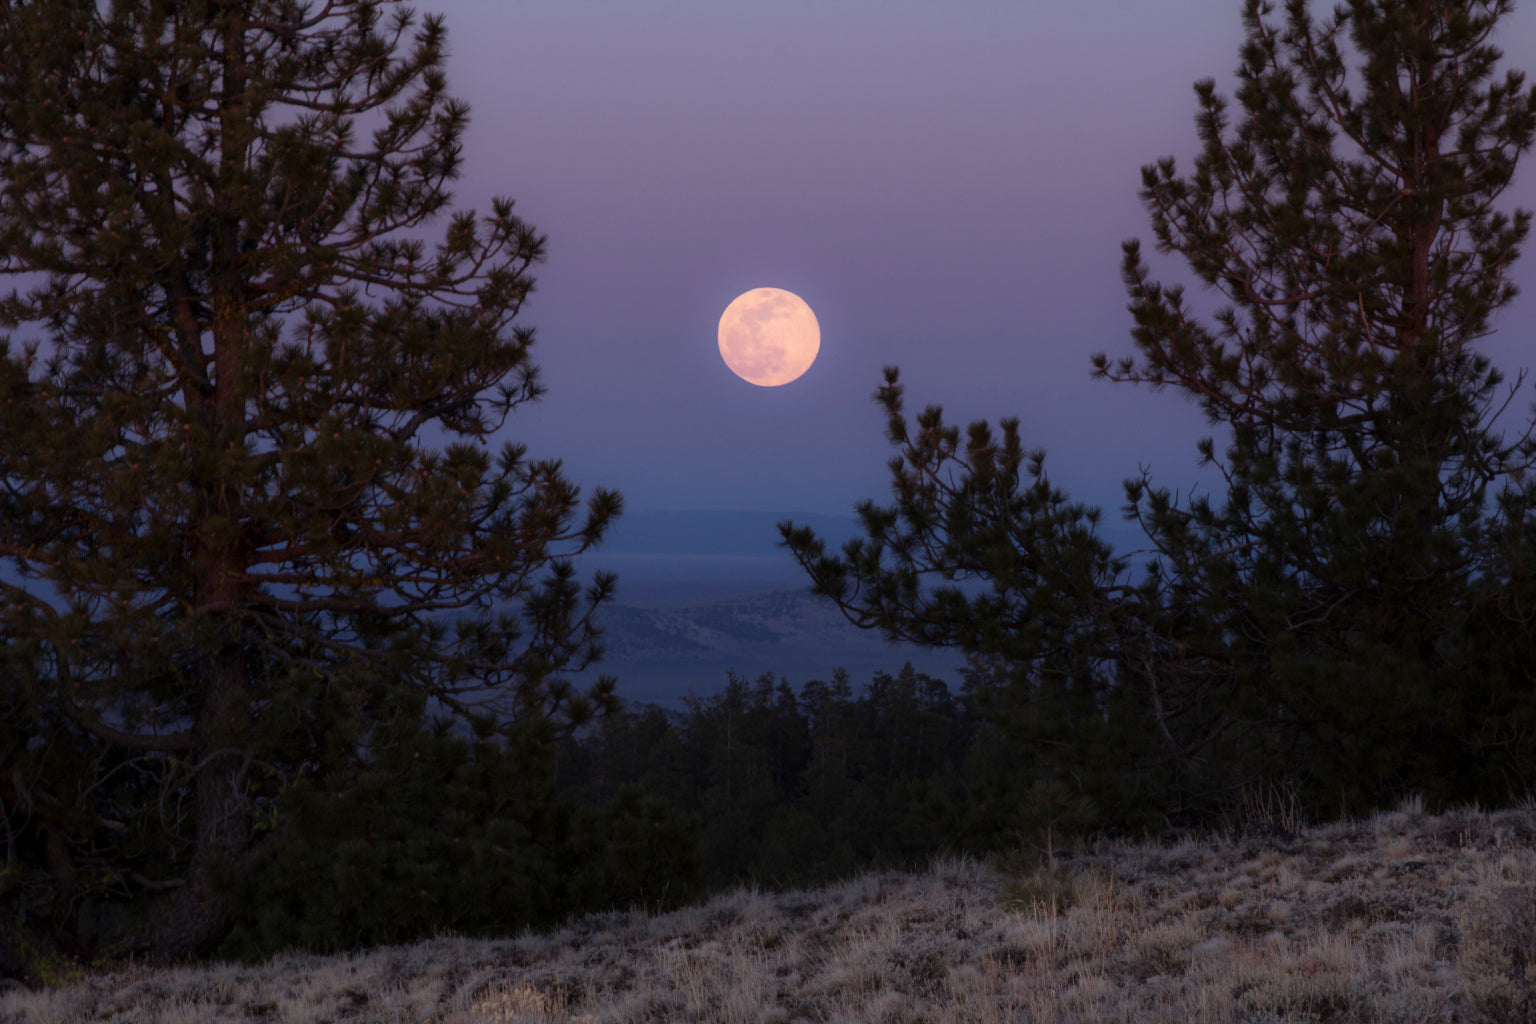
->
(568, 586, 964, 710)
(560, 510, 954, 706)
(562, 509, 1150, 708)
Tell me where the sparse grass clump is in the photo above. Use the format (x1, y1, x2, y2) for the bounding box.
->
(5, 799, 1536, 1023)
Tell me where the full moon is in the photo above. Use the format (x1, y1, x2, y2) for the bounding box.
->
(717, 287, 820, 387)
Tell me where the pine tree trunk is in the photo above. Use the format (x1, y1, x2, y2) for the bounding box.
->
(129, 648, 252, 961)
(135, 38, 263, 955)
(129, 865, 231, 964)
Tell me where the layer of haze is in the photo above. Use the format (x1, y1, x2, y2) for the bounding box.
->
(440, 0, 1536, 524)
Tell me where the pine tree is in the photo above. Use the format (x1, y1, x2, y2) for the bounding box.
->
(0, 0, 620, 963)
(779, 370, 1170, 836)
(1097, 0, 1536, 810)
(216, 704, 702, 961)
(782, 0, 1536, 826)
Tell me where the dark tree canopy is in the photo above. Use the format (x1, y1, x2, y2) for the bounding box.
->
(555, 665, 994, 895)
(783, 0, 1536, 827)
(1099, 0, 1536, 810)
(0, 0, 619, 963)
(778, 373, 1174, 833)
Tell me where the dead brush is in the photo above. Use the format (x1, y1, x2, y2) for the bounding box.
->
(1457, 850, 1536, 1023)
(995, 870, 1079, 916)
(1222, 779, 1307, 838)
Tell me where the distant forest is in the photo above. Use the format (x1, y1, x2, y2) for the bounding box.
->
(221, 661, 1099, 959)
(556, 664, 1043, 893)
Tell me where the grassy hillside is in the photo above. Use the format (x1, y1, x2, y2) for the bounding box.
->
(4, 798, 1534, 1023)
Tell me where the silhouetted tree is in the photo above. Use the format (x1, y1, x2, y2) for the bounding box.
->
(217, 703, 701, 960)
(779, 373, 1168, 842)
(552, 665, 1017, 893)
(783, 0, 1536, 827)
(800, 667, 856, 797)
(1097, 0, 1536, 811)
(0, 0, 619, 967)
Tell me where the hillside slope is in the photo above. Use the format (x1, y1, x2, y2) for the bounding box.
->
(7, 799, 1535, 1023)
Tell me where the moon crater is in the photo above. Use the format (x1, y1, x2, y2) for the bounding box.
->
(718, 287, 820, 387)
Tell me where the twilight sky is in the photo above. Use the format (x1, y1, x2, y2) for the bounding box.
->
(431, 0, 1536, 523)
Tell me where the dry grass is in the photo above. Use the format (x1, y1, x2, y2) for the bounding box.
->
(5, 797, 1536, 1023)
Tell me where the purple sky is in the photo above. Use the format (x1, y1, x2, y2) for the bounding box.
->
(432, 0, 1536, 521)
